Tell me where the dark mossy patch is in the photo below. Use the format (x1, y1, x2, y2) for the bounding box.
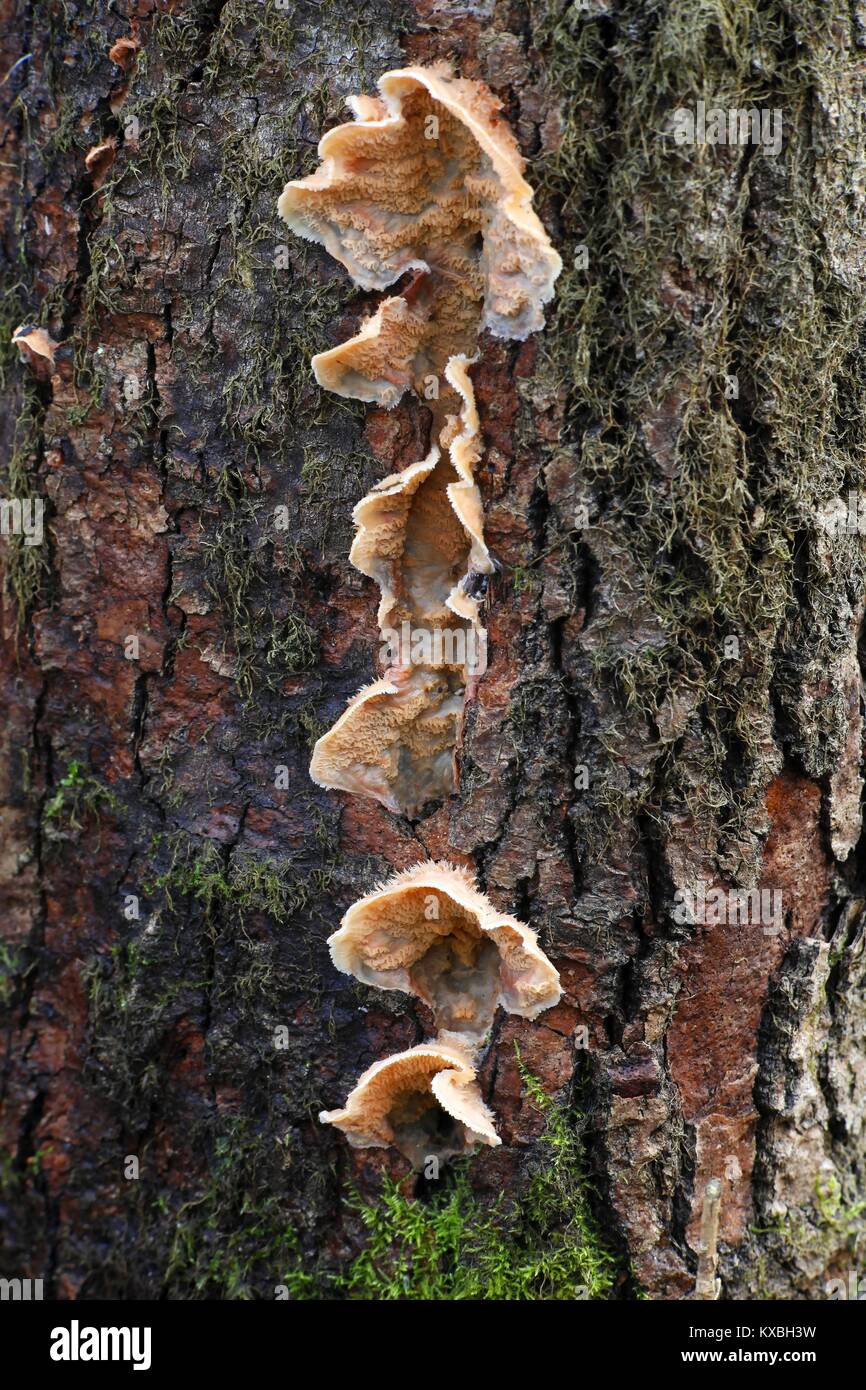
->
(534, 0, 866, 863)
(71, 812, 350, 1295)
(198, 470, 320, 705)
(143, 826, 337, 928)
(1, 386, 50, 631)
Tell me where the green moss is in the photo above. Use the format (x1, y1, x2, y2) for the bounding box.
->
(82, 953, 185, 1130)
(0, 940, 31, 1008)
(194, 0, 408, 94)
(163, 1119, 315, 1300)
(814, 1170, 866, 1233)
(133, 90, 193, 209)
(4, 388, 40, 498)
(81, 228, 126, 324)
(216, 111, 314, 291)
(0, 280, 28, 390)
(2, 533, 46, 637)
(2, 386, 49, 632)
(43, 759, 121, 832)
(295, 702, 330, 753)
(0, 1146, 20, 1195)
(217, 273, 363, 463)
(749, 1168, 866, 1296)
(199, 476, 318, 707)
(151, 7, 204, 68)
(149, 742, 185, 811)
(144, 828, 337, 929)
(298, 438, 377, 551)
(511, 562, 542, 599)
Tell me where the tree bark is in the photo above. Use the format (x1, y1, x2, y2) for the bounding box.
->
(2, 0, 865, 1300)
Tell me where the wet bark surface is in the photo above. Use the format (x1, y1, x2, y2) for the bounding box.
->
(1, 0, 865, 1299)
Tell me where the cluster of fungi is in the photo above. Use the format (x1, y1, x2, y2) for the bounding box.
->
(279, 65, 562, 1168)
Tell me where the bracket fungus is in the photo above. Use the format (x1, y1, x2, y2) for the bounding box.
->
(12, 324, 60, 378)
(279, 64, 560, 815)
(284, 68, 563, 1168)
(319, 1038, 500, 1168)
(327, 861, 561, 1040)
(308, 666, 464, 817)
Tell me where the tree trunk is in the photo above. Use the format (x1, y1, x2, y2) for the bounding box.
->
(2, 0, 865, 1301)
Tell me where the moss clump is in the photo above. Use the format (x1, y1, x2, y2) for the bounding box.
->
(144, 834, 328, 922)
(145, 830, 334, 926)
(43, 759, 121, 832)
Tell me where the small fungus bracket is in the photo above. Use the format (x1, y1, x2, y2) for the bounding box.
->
(319, 1039, 500, 1169)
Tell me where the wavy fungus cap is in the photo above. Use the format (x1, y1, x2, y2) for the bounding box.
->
(327, 860, 561, 1039)
(278, 62, 561, 406)
(319, 1038, 499, 1167)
